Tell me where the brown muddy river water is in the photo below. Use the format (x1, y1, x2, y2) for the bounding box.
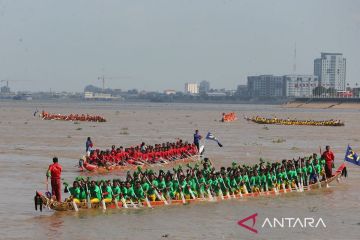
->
(0, 101, 359, 240)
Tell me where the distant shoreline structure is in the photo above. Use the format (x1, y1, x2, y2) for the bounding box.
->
(283, 97, 360, 109)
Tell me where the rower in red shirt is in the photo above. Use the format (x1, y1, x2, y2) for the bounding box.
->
(46, 157, 62, 202)
(321, 145, 335, 178)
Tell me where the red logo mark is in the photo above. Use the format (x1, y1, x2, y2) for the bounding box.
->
(238, 213, 258, 234)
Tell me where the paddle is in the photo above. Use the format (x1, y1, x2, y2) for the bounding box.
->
(144, 176, 168, 205)
(265, 180, 269, 195)
(98, 183, 107, 211)
(166, 189, 172, 205)
(215, 178, 225, 200)
(206, 187, 214, 201)
(72, 199, 79, 212)
(188, 185, 197, 200)
(101, 199, 107, 210)
(85, 183, 92, 209)
(219, 175, 231, 199)
(298, 160, 304, 192)
(121, 195, 128, 208)
(322, 166, 329, 188)
(114, 197, 120, 209)
(193, 170, 205, 199)
(140, 184, 152, 208)
(129, 198, 138, 208)
(271, 169, 279, 195)
(294, 159, 303, 192)
(243, 175, 249, 194)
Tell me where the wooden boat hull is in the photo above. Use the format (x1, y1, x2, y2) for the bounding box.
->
(38, 163, 346, 212)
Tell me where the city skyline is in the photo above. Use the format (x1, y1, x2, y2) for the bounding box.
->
(1, 0, 359, 92)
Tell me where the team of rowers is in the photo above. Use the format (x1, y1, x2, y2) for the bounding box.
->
(246, 116, 344, 126)
(221, 112, 237, 122)
(41, 111, 106, 122)
(66, 153, 329, 205)
(83, 139, 199, 167)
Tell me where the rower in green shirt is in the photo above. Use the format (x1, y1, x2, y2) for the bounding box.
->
(165, 175, 175, 199)
(179, 175, 190, 199)
(196, 172, 206, 195)
(124, 181, 136, 201)
(112, 180, 121, 201)
(89, 181, 101, 203)
(133, 181, 145, 200)
(69, 181, 81, 202)
(101, 181, 113, 203)
(147, 174, 159, 201)
(287, 166, 298, 181)
(259, 172, 267, 190)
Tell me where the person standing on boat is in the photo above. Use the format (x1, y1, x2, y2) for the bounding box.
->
(193, 130, 202, 152)
(86, 137, 93, 156)
(321, 145, 335, 178)
(46, 157, 63, 201)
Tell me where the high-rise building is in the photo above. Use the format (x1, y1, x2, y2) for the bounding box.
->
(283, 75, 319, 97)
(199, 80, 210, 94)
(247, 75, 284, 97)
(314, 53, 346, 91)
(236, 85, 248, 97)
(184, 83, 199, 94)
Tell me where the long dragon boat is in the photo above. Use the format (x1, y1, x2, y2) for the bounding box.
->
(245, 116, 344, 126)
(35, 163, 346, 212)
(81, 154, 201, 173)
(40, 111, 106, 122)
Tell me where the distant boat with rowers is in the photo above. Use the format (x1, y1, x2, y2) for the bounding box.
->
(34, 163, 346, 212)
(40, 111, 107, 122)
(245, 116, 344, 126)
(80, 140, 203, 173)
(80, 153, 202, 173)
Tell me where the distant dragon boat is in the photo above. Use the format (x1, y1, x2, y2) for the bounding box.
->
(245, 116, 344, 126)
(40, 111, 106, 122)
(34, 163, 346, 212)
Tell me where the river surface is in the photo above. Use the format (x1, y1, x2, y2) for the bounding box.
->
(0, 101, 359, 240)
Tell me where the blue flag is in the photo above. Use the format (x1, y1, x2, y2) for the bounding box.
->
(206, 132, 223, 147)
(344, 145, 360, 166)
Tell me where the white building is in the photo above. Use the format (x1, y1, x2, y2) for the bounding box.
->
(284, 75, 319, 97)
(164, 89, 176, 95)
(84, 91, 120, 100)
(314, 53, 346, 91)
(184, 83, 199, 94)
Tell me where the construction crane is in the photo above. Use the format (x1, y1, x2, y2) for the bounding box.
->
(98, 75, 105, 91)
(97, 75, 132, 91)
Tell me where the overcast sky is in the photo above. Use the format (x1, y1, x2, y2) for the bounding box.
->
(0, 0, 359, 92)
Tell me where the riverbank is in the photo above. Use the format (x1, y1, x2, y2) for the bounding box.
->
(283, 102, 360, 109)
